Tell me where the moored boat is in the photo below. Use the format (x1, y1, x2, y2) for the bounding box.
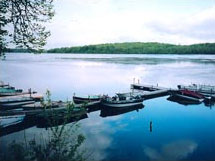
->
(73, 95, 101, 104)
(101, 95, 144, 108)
(0, 94, 43, 110)
(178, 84, 215, 96)
(172, 89, 204, 103)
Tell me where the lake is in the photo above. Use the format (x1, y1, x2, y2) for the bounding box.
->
(0, 53, 215, 160)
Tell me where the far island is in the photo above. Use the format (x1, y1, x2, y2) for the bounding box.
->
(7, 42, 215, 54)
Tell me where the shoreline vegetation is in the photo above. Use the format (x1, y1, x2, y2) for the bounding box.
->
(6, 42, 215, 54)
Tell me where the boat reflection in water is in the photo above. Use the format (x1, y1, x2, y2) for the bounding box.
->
(0, 115, 36, 137)
(0, 113, 89, 137)
(167, 95, 215, 107)
(100, 104, 144, 117)
(167, 95, 203, 106)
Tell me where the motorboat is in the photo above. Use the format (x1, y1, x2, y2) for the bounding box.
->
(172, 89, 204, 103)
(101, 94, 144, 108)
(73, 95, 102, 104)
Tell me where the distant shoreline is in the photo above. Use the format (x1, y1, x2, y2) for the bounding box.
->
(6, 42, 215, 55)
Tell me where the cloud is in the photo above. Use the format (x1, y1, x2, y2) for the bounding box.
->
(45, 1, 215, 48)
(147, 6, 215, 44)
(144, 140, 198, 160)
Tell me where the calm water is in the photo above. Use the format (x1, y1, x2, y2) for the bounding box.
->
(0, 53, 215, 160)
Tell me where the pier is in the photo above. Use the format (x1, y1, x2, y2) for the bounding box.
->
(131, 83, 168, 91)
(131, 83, 177, 100)
(141, 89, 170, 100)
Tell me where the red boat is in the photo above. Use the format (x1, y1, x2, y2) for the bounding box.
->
(174, 89, 204, 103)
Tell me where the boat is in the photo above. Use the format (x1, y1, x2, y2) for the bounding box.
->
(0, 87, 37, 97)
(0, 94, 43, 110)
(101, 94, 144, 108)
(178, 84, 215, 96)
(73, 95, 102, 104)
(172, 89, 204, 103)
(115, 91, 144, 99)
(0, 115, 25, 128)
(0, 87, 23, 97)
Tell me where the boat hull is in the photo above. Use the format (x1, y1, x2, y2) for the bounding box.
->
(101, 97, 144, 108)
(73, 96, 101, 104)
(0, 101, 36, 110)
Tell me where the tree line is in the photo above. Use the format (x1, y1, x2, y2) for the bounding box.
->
(45, 42, 215, 54)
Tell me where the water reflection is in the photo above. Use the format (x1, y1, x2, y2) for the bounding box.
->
(167, 95, 202, 106)
(0, 116, 36, 137)
(150, 121, 152, 132)
(0, 103, 145, 137)
(1, 53, 215, 160)
(60, 56, 215, 65)
(144, 140, 198, 160)
(167, 95, 215, 108)
(100, 104, 144, 117)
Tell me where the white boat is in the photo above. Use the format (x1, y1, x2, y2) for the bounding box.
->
(101, 95, 144, 108)
(73, 95, 101, 104)
(0, 94, 43, 110)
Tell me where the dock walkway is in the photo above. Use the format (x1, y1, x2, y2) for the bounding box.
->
(131, 83, 168, 91)
(130, 83, 177, 100)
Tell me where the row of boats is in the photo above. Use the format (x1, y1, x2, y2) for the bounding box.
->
(0, 82, 43, 110)
(73, 83, 215, 107)
(1, 81, 215, 137)
(1, 81, 214, 111)
(171, 84, 215, 105)
(73, 92, 144, 108)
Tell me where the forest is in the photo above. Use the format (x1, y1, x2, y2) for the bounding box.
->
(8, 42, 215, 54)
(46, 42, 215, 54)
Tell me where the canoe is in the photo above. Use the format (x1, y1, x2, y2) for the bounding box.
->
(0, 95, 43, 110)
(0, 101, 36, 110)
(73, 95, 101, 104)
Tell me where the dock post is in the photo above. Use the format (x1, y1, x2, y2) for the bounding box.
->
(150, 121, 152, 132)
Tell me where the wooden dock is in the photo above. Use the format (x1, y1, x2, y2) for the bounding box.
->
(141, 89, 170, 100)
(131, 83, 168, 91)
(130, 83, 176, 100)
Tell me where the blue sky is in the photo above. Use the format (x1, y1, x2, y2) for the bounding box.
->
(45, 0, 215, 48)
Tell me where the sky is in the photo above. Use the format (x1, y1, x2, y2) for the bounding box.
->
(45, 0, 215, 48)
